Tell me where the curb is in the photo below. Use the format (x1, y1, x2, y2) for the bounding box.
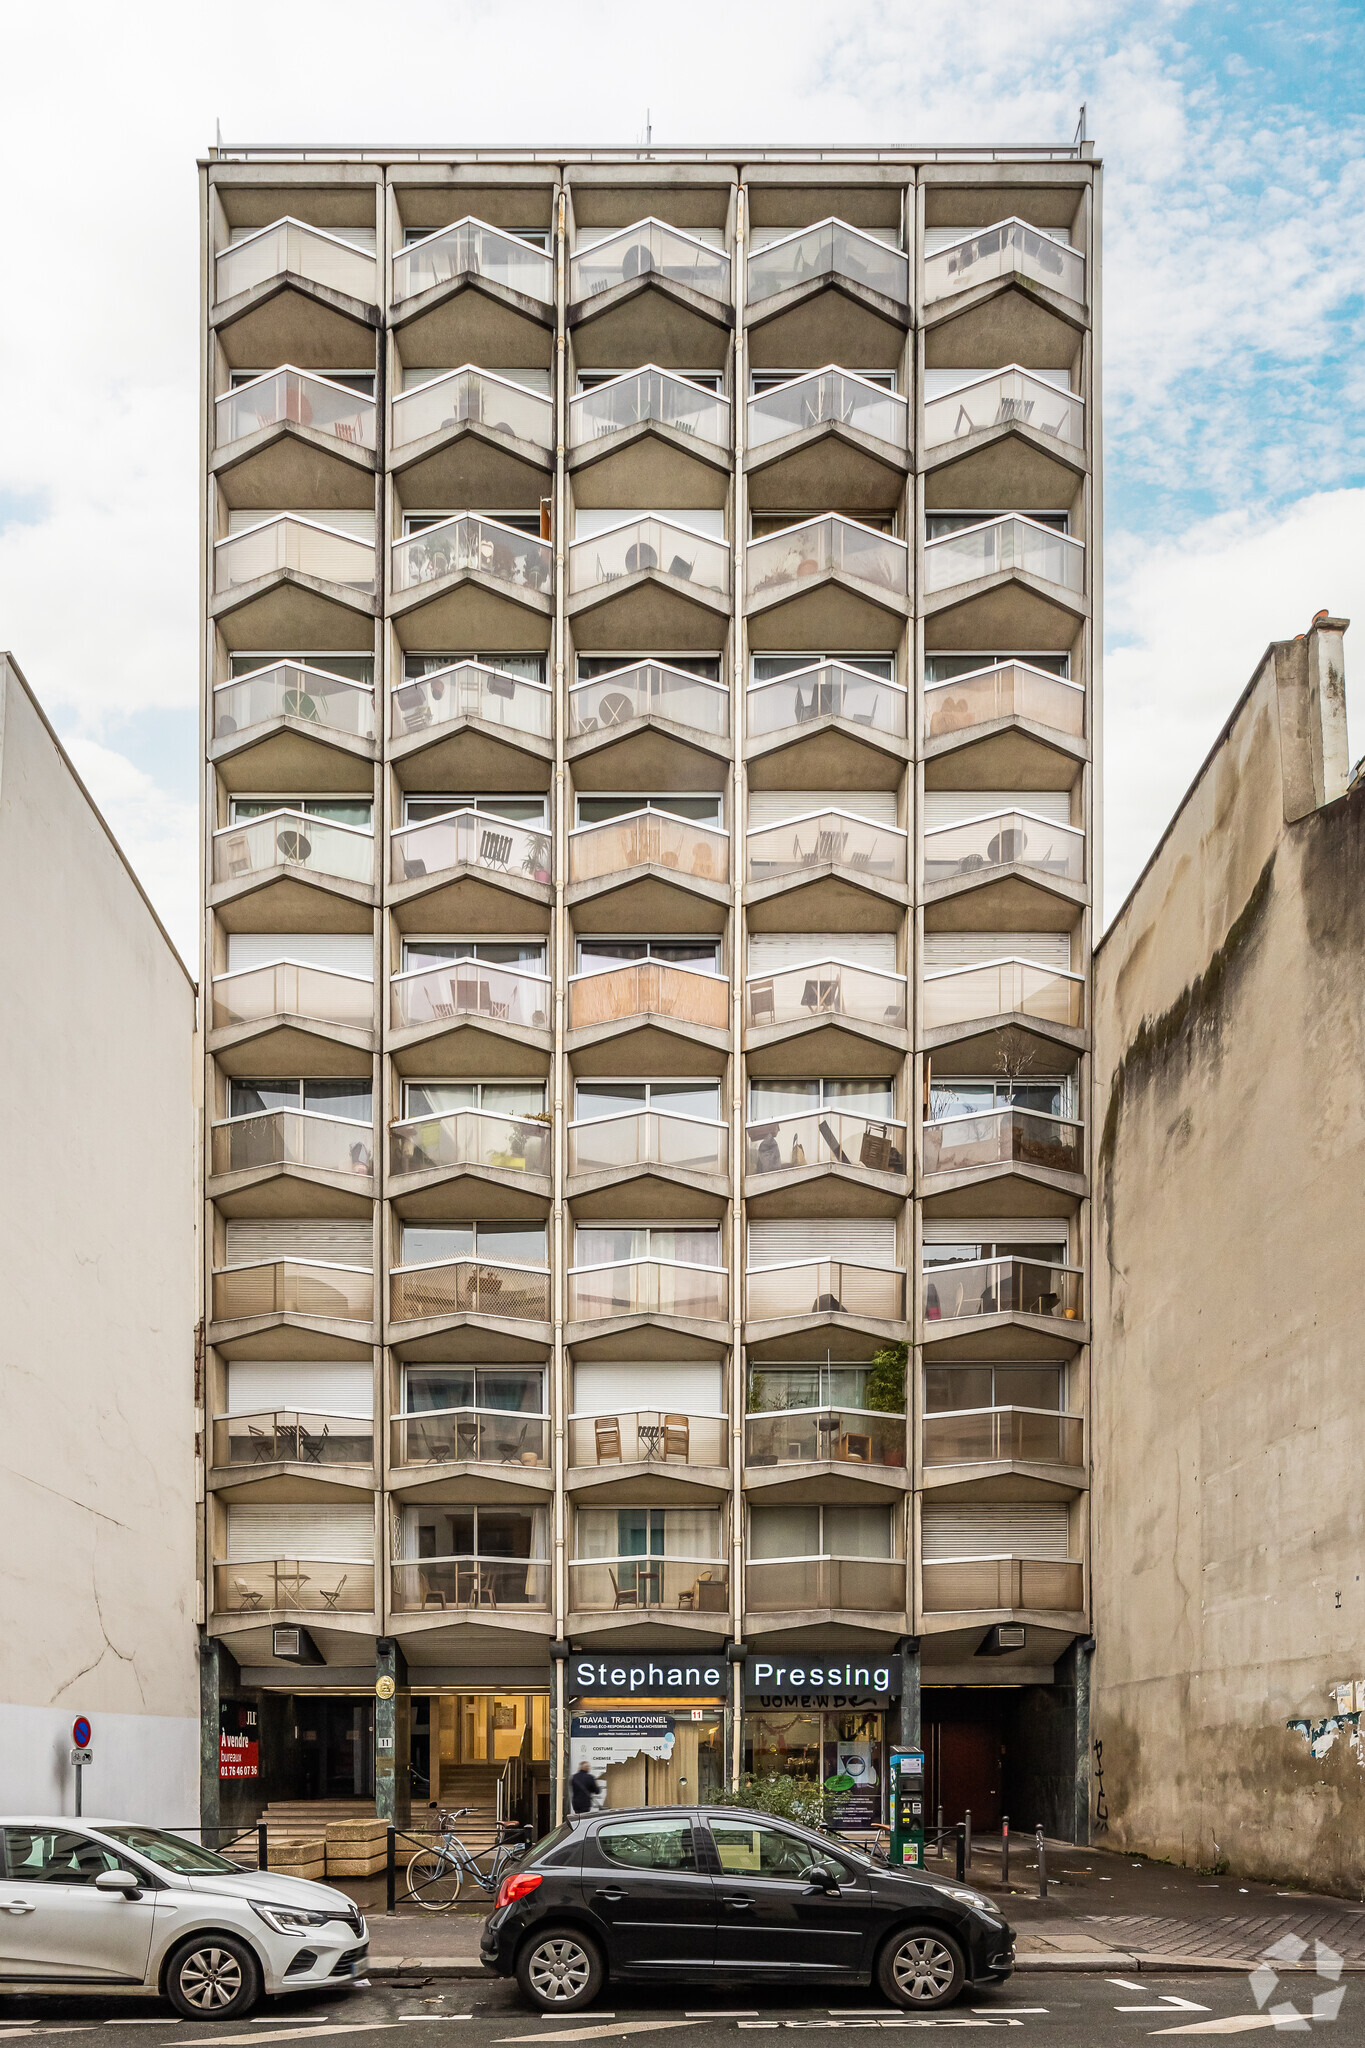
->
(1015, 1956, 1365, 1974)
(368, 1959, 489, 1978)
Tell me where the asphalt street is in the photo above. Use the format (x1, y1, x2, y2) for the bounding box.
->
(0, 1968, 1358, 2048)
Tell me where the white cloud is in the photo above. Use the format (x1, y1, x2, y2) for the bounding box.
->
(1103, 489, 1365, 920)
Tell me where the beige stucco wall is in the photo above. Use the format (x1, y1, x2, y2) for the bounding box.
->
(1091, 618, 1365, 1888)
(0, 654, 200, 1822)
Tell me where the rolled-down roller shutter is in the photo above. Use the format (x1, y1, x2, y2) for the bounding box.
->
(224, 1219, 374, 1268)
(748, 931, 898, 975)
(921, 1502, 1069, 1560)
(747, 1217, 897, 1268)
(226, 1502, 374, 1562)
(922, 791, 1072, 830)
(748, 790, 899, 831)
(922, 932, 1072, 972)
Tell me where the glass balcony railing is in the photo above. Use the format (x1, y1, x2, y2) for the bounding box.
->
(568, 1111, 728, 1178)
(391, 1558, 551, 1611)
(212, 1409, 374, 1468)
(747, 369, 908, 450)
(391, 1408, 549, 1469)
(392, 219, 553, 305)
(216, 220, 377, 305)
(567, 962, 729, 1034)
(390, 1259, 551, 1323)
(568, 1411, 727, 1468)
(391, 660, 551, 742)
(569, 662, 729, 740)
(745, 1111, 906, 1178)
(746, 1261, 906, 1321)
(568, 1259, 729, 1323)
(390, 960, 550, 1033)
(745, 1556, 906, 1612)
(923, 662, 1086, 744)
(747, 809, 907, 886)
(211, 1109, 374, 1179)
(390, 1109, 552, 1179)
(921, 1555, 1084, 1613)
(211, 962, 374, 1034)
(216, 368, 376, 452)
(745, 1408, 907, 1469)
(392, 514, 552, 597)
(569, 517, 729, 600)
(924, 516, 1085, 596)
(747, 517, 906, 607)
(391, 810, 552, 887)
(392, 367, 554, 451)
(569, 368, 730, 450)
(924, 369, 1084, 452)
(922, 1406, 1084, 1469)
(214, 663, 375, 743)
(747, 662, 906, 740)
(747, 222, 908, 307)
(569, 812, 728, 887)
(214, 516, 376, 593)
(745, 959, 907, 1032)
(923, 219, 1086, 307)
(569, 1557, 730, 1614)
(212, 811, 374, 889)
(214, 1559, 375, 1615)
(923, 810, 1084, 886)
(923, 1256, 1083, 1324)
(923, 1107, 1084, 1178)
(212, 1260, 373, 1323)
(922, 958, 1084, 1031)
(570, 221, 730, 303)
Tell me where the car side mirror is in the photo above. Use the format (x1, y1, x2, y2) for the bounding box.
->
(805, 1863, 839, 1892)
(95, 1870, 142, 1899)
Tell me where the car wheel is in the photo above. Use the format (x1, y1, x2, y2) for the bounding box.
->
(877, 1926, 966, 2010)
(516, 1927, 604, 2012)
(165, 1933, 261, 2019)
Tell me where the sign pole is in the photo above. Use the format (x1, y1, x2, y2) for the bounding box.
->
(75, 1758, 82, 1818)
(70, 1717, 93, 1819)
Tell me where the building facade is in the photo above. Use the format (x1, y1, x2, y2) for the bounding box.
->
(0, 652, 199, 1822)
(1093, 612, 1364, 1888)
(196, 144, 1100, 1841)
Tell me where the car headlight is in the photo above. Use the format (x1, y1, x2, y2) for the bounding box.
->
(251, 1901, 333, 1935)
(932, 1883, 1004, 1918)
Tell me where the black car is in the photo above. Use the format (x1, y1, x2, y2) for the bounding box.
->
(481, 1805, 1014, 2013)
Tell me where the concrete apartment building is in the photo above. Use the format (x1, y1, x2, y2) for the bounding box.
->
(1093, 612, 1365, 1890)
(0, 652, 199, 1822)
(196, 141, 1100, 1842)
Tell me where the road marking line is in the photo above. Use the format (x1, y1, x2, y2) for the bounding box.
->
(970, 2012, 1048, 2017)
(197, 2026, 396, 2047)
(495, 2025, 700, 2045)
(1109, 1981, 1147, 1992)
(684, 2017, 760, 2021)
(1118, 2004, 1212, 2016)
(1150, 2023, 1304, 2037)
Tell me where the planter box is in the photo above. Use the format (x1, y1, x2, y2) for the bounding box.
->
(268, 1836, 327, 1881)
(327, 1819, 388, 1878)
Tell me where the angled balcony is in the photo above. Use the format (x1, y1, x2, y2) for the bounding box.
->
(390, 514, 553, 643)
(746, 1259, 906, 1328)
(746, 1407, 906, 1471)
(212, 808, 373, 904)
(389, 959, 552, 1074)
(213, 1558, 375, 1617)
(746, 1555, 906, 1615)
(567, 516, 730, 648)
(922, 1405, 1084, 1476)
(922, 957, 1084, 1036)
(391, 1407, 550, 1471)
(922, 1256, 1083, 1330)
(923, 1107, 1084, 1182)
(566, 961, 730, 1071)
(390, 659, 552, 789)
(210, 1108, 374, 1195)
(393, 366, 552, 454)
(567, 1411, 729, 1498)
(924, 516, 1085, 602)
(568, 1110, 728, 1182)
(745, 960, 907, 1071)
(389, 809, 553, 929)
(212, 517, 376, 645)
(209, 962, 374, 1075)
(568, 1555, 730, 1626)
(212, 1408, 374, 1473)
(745, 1109, 907, 1191)
(746, 809, 907, 921)
(391, 1557, 551, 1613)
(215, 220, 378, 310)
(393, 219, 553, 307)
(746, 662, 907, 787)
(749, 368, 906, 451)
(924, 368, 1084, 456)
(921, 1554, 1084, 1615)
(568, 367, 731, 495)
(749, 221, 908, 307)
(568, 661, 730, 777)
(215, 367, 376, 470)
(567, 1259, 729, 1325)
(923, 662, 1086, 750)
(923, 220, 1086, 310)
(568, 810, 729, 932)
(391, 1107, 552, 1183)
(922, 809, 1084, 896)
(746, 517, 908, 645)
(573, 221, 730, 301)
(746, 369, 908, 515)
(214, 663, 375, 754)
(211, 1258, 374, 1326)
(390, 1256, 552, 1324)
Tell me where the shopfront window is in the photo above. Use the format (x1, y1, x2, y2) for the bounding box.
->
(743, 1707, 886, 1828)
(570, 1707, 724, 1810)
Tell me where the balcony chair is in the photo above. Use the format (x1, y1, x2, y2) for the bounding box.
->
(478, 828, 514, 871)
(662, 1414, 689, 1462)
(247, 1423, 275, 1463)
(595, 1416, 622, 1463)
(318, 1574, 348, 1610)
(233, 1579, 264, 1612)
(749, 979, 776, 1027)
(298, 1422, 330, 1464)
(420, 1571, 447, 1610)
(609, 1567, 639, 1608)
(402, 854, 429, 879)
(224, 834, 254, 879)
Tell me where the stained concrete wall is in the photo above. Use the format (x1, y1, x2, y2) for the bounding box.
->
(1091, 614, 1365, 1888)
(0, 654, 200, 1823)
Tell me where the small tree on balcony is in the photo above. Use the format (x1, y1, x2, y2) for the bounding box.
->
(863, 1342, 906, 1413)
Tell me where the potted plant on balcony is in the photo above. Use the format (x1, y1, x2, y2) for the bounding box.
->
(522, 832, 552, 884)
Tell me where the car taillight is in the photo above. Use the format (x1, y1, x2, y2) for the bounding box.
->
(496, 1871, 543, 1910)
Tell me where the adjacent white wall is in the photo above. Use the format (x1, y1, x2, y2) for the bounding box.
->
(0, 655, 199, 1824)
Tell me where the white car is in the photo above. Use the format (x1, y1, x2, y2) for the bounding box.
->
(0, 1819, 367, 2018)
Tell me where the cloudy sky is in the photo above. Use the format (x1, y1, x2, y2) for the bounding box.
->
(1, 0, 1362, 964)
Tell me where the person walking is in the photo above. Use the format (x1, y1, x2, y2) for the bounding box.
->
(570, 1761, 601, 1814)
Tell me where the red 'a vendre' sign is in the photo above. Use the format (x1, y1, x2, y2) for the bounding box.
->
(219, 1702, 259, 1781)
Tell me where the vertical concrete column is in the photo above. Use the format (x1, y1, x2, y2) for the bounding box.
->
(897, 1636, 921, 1750)
(199, 1634, 239, 1832)
(375, 1637, 410, 1828)
(1070, 1638, 1093, 1846)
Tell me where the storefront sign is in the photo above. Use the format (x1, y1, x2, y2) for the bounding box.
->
(743, 1654, 901, 1707)
(568, 1656, 726, 1703)
(571, 1711, 676, 1774)
(219, 1701, 259, 1781)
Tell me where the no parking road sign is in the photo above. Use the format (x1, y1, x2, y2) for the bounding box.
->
(72, 1717, 92, 1750)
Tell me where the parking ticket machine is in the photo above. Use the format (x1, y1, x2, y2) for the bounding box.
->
(889, 1747, 925, 1867)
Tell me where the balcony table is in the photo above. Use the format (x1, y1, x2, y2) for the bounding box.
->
(273, 1565, 310, 1608)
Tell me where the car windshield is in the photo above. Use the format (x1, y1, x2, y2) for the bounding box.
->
(98, 1828, 242, 1874)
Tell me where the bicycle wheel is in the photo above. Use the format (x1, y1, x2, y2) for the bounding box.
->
(407, 1846, 462, 1910)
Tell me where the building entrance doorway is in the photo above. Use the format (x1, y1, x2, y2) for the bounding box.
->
(922, 1690, 1006, 1830)
(294, 1696, 374, 1801)
(411, 1692, 550, 1812)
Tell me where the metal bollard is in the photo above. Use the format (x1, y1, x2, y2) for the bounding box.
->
(1001, 1815, 1010, 1883)
(955, 1822, 966, 1881)
(257, 1821, 268, 1873)
(386, 1825, 396, 1915)
(964, 1808, 972, 1870)
(936, 1803, 943, 1846)
(1036, 1825, 1047, 1899)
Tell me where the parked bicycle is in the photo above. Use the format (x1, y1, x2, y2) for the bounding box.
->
(406, 1805, 532, 1910)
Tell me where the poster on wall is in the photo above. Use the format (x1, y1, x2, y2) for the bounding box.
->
(219, 1701, 259, 1781)
(823, 1735, 880, 1828)
(570, 1712, 675, 1776)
